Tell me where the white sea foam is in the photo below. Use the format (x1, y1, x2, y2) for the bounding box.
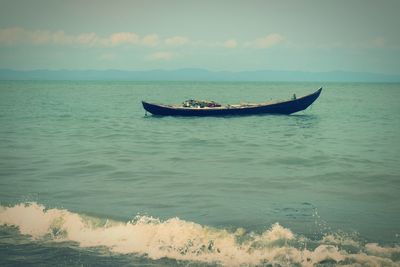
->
(0, 202, 399, 266)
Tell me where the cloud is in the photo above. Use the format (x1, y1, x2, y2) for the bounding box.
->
(0, 27, 28, 44)
(0, 28, 290, 51)
(290, 36, 392, 50)
(0, 28, 56, 45)
(195, 39, 238, 49)
(246, 33, 284, 48)
(29, 30, 52, 44)
(75, 32, 100, 46)
(108, 33, 158, 47)
(148, 51, 173, 61)
(222, 39, 237, 48)
(0, 27, 161, 47)
(141, 34, 159, 47)
(109, 32, 139, 46)
(23, 30, 97, 46)
(348, 37, 389, 49)
(165, 36, 189, 46)
(0, 27, 103, 47)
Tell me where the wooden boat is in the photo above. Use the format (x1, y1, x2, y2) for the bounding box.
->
(142, 87, 322, 116)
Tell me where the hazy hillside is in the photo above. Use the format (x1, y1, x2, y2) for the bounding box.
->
(0, 69, 399, 82)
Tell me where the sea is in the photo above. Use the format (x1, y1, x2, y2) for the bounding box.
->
(0, 80, 399, 266)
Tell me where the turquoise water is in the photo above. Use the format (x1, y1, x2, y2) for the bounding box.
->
(0, 81, 399, 266)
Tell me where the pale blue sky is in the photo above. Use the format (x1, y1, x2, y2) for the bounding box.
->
(0, 0, 399, 74)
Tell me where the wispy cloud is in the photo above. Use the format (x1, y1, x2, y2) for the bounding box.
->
(0, 27, 289, 51)
(1, 27, 395, 54)
(141, 34, 159, 47)
(0, 27, 102, 46)
(109, 32, 140, 46)
(0, 27, 161, 47)
(148, 51, 173, 61)
(221, 39, 238, 48)
(0, 27, 28, 45)
(193, 39, 238, 49)
(245, 33, 284, 48)
(165, 36, 189, 46)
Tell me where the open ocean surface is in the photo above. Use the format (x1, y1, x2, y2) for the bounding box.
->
(0, 80, 399, 266)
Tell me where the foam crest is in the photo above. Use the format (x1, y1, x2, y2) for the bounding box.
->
(1, 202, 399, 266)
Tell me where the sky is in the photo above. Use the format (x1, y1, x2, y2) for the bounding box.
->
(0, 0, 399, 74)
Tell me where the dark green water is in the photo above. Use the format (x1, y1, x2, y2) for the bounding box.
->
(0, 81, 399, 266)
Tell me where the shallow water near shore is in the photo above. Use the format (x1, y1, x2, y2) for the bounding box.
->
(0, 81, 399, 266)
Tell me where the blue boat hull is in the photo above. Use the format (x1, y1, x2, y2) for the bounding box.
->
(142, 88, 322, 116)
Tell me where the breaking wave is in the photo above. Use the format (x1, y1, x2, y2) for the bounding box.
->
(0, 202, 399, 266)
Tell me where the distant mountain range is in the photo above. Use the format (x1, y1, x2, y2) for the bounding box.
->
(0, 68, 399, 82)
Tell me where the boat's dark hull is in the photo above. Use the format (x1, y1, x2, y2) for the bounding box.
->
(142, 88, 322, 116)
